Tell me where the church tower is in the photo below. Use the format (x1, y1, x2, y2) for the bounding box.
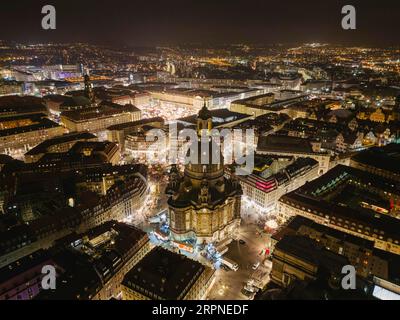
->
(166, 104, 242, 245)
(197, 102, 212, 135)
(84, 74, 96, 104)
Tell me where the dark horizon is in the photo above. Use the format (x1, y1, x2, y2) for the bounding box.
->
(1, 0, 400, 47)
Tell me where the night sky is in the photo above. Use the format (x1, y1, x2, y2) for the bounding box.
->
(0, 0, 399, 46)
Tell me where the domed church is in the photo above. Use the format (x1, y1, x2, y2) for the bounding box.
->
(166, 104, 242, 244)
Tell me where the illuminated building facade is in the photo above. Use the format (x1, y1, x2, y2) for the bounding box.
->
(0, 80, 23, 96)
(107, 117, 164, 151)
(232, 157, 319, 212)
(61, 103, 141, 133)
(0, 114, 66, 154)
(124, 126, 167, 160)
(148, 88, 214, 112)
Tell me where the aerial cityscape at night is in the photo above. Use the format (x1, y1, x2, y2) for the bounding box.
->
(1, 0, 400, 304)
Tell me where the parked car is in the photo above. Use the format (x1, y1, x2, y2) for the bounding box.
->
(239, 239, 246, 245)
(252, 261, 260, 270)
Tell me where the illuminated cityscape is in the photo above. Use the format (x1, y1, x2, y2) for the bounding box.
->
(0, 0, 400, 305)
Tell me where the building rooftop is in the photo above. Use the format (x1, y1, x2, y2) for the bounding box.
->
(0, 115, 61, 138)
(107, 116, 164, 131)
(0, 249, 52, 284)
(257, 135, 315, 154)
(272, 215, 375, 249)
(35, 221, 148, 300)
(178, 108, 250, 127)
(61, 102, 139, 122)
(60, 95, 91, 107)
(122, 246, 204, 300)
(146, 87, 215, 98)
(352, 144, 400, 175)
(0, 95, 47, 117)
(280, 165, 400, 242)
(275, 235, 349, 273)
(25, 131, 96, 155)
(232, 94, 308, 111)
